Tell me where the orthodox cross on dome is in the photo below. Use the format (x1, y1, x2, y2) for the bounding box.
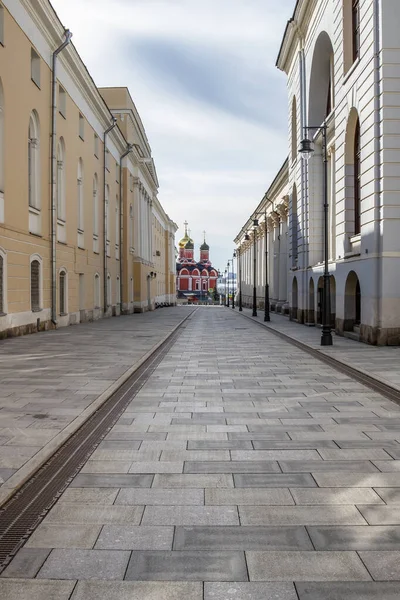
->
(184, 220, 188, 235)
(203, 230, 206, 243)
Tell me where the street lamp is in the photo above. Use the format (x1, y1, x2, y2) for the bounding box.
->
(226, 261, 230, 308)
(236, 248, 242, 311)
(252, 219, 258, 317)
(224, 269, 228, 307)
(232, 251, 236, 310)
(299, 124, 333, 346)
(252, 210, 270, 322)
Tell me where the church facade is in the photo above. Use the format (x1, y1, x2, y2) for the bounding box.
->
(176, 223, 218, 301)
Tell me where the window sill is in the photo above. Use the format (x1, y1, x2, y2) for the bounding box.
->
(79, 135, 84, 142)
(57, 218, 66, 225)
(59, 111, 66, 120)
(343, 57, 361, 84)
(350, 233, 361, 244)
(32, 308, 42, 313)
(29, 205, 40, 215)
(59, 312, 67, 317)
(31, 78, 41, 90)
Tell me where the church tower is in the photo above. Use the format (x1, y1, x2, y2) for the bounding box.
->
(200, 231, 210, 262)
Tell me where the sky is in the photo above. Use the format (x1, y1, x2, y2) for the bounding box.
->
(51, 0, 295, 273)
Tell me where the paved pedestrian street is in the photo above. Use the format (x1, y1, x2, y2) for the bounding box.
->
(2, 307, 400, 599)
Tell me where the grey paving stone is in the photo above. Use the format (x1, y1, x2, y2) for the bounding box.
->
(37, 548, 130, 580)
(313, 472, 400, 487)
(45, 503, 143, 524)
(358, 551, 400, 580)
(357, 505, 400, 525)
(59, 487, 119, 504)
(2, 548, 51, 578)
(71, 581, 203, 600)
(246, 550, 371, 581)
(335, 440, 400, 448)
(25, 523, 102, 549)
(99, 440, 142, 450)
(239, 506, 367, 526)
(295, 582, 400, 599)
(184, 461, 281, 474)
(95, 525, 174, 550)
(161, 450, 230, 461)
(153, 474, 234, 488)
(280, 461, 379, 473)
(70, 473, 153, 487)
(253, 440, 337, 449)
(188, 440, 253, 449)
(116, 488, 204, 505)
(142, 505, 239, 526)
(80, 460, 132, 474)
(204, 582, 298, 600)
(125, 550, 248, 581)
(308, 525, 400, 550)
(228, 432, 291, 440)
(317, 448, 392, 460)
(205, 488, 294, 505)
(234, 473, 317, 488)
(372, 460, 400, 472)
(106, 432, 167, 441)
(174, 525, 312, 551)
(375, 488, 400, 504)
(231, 450, 321, 461)
(291, 488, 383, 505)
(0, 579, 75, 600)
(129, 462, 184, 473)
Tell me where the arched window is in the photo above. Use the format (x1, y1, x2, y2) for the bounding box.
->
(105, 184, 110, 257)
(93, 174, 98, 253)
(0, 79, 4, 223)
(30, 258, 41, 311)
(129, 204, 133, 249)
(354, 119, 361, 234)
(107, 273, 111, 306)
(308, 32, 334, 126)
(94, 273, 100, 308)
(0, 251, 4, 314)
(28, 111, 40, 210)
(77, 158, 84, 232)
(57, 138, 66, 221)
(291, 97, 297, 163)
(291, 185, 298, 266)
(59, 269, 67, 315)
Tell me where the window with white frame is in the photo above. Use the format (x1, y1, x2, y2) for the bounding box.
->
(79, 113, 84, 140)
(0, 251, 4, 314)
(94, 273, 100, 308)
(105, 183, 110, 240)
(59, 269, 67, 315)
(115, 196, 119, 258)
(129, 204, 133, 249)
(59, 85, 66, 118)
(77, 158, 84, 232)
(0, 4, 4, 46)
(31, 48, 40, 88)
(28, 111, 40, 210)
(57, 138, 66, 221)
(93, 173, 98, 237)
(94, 134, 99, 158)
(30, 258, 41, 311)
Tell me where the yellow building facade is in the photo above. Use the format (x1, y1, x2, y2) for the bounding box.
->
(0, 0, 177, 338)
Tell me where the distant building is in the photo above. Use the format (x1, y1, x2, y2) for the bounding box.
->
(176, 223, 218, 301)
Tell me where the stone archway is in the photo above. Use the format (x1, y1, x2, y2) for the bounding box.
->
(308, 278, 315, 324)
(291, 277, 298, 321)
(344, 271, 361, 331)
(317, 276, 324, 325)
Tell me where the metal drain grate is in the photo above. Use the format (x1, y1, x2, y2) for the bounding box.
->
(0, 310, 196, 572)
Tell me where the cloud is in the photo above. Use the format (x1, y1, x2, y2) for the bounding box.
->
(51, 0, 294, 268)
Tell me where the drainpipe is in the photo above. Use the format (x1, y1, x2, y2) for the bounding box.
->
(119, 144, 133, 315)
(50, 29, 72, 325)
(373, 0, 383, 338)
(103, 118, 117, 314)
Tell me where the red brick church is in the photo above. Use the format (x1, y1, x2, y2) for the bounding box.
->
(176, 222, 218, 301)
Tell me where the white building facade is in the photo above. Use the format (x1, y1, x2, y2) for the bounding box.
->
(237, 0, 400, 345)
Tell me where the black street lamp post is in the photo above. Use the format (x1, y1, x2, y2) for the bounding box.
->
(252, 219, 258, 317)
(224, 269, 228, 307)
(226, 262, 230, 308)
(251, 211, 270, 323)
(299, 124, 333, 346)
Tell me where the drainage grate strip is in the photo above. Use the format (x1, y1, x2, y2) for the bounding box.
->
(0, 310, 196, 572)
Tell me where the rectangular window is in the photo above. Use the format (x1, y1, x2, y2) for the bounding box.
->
(0, 5, 4, 46)
(59, 86, 66, 118)
(352, 0, 360, 63)
(79, 113, 84, 140)
(31, 48, 40, 88)
(31, 260, 40, 311)
(94, 134, 99, 158)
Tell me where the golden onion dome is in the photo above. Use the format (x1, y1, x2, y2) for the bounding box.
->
(178, 221, 193, 248)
